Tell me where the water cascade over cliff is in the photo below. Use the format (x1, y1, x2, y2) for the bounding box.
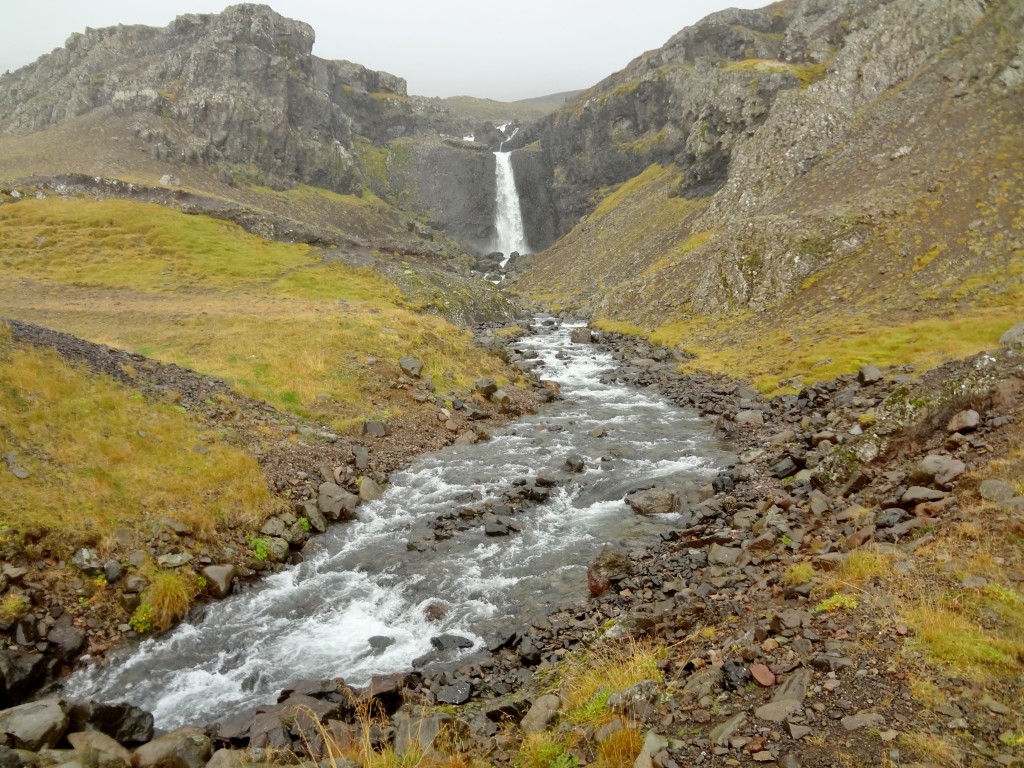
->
(492, 151, 529, 265)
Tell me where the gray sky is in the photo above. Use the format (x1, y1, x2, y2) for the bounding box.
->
(0, 1, 770, 101)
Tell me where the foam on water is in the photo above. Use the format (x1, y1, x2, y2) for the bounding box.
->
(62, 317, 733, 728)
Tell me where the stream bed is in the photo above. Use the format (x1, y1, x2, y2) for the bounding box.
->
(63, 318, 734, 728)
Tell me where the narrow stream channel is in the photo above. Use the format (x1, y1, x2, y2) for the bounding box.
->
(63, 318, 734, 728)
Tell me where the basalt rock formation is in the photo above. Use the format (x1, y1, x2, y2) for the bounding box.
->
(513, 0, 1023, 328)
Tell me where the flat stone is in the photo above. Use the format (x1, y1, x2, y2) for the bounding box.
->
(979, 479, 1016, 503)
(858, 365, 883, 385)
(788, 723, 812, 740)
(708, 543, 742, 566)
(841, 712, 885, 731)
(398, 357, 422, 378)
(750, 664, 776, 687)
(911, 454, 966, 487)
(436, 681, 471, 705)
(900, 486, 948, 505)
(946, 409, 980, 434)
(755, 699, 802, 722)
(709, 713, 747, 745)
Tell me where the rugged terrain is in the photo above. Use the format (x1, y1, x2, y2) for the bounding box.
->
(0, 0, 1021, 767)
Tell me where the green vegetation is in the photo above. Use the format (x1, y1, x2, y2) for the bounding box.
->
(814, 593, 859, 612)
(724, 58, 830, 87)
(0, 323, 279, 546)
(0, 198, 508, 429)
(249, 537, 271, 561)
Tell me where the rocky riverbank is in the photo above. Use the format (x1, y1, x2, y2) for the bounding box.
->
(2, 319, 1022, 768)
(0, 318, 532, 708)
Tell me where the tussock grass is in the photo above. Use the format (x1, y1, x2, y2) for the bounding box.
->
(554, 638, 665, 725)
(0, 198, 507, 427)
(136, 570, 201, 632)
(0, 325, 279, 547)
(899, 731, 964, 767)
(724, 58, 830, 87)
(784, 562, 815, 586)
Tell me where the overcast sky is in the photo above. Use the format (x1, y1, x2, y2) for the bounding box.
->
(0, 1, 770, 101)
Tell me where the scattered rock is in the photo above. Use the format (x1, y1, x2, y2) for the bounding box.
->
(520, 694, 560, 734)
(399, 357, 423, 377)
(587, 545, 631, 596)
(202, 565, 237, 599)
(131, 727, 211, 768)
(946, 409, 980, 434)
(0, 698, 68, 750)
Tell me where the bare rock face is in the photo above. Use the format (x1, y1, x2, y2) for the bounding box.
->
(0, 4, 407, 194)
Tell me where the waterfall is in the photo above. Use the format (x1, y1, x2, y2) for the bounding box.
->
(493, 151, 529, 266)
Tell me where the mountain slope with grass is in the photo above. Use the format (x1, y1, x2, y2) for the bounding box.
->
(513, 0, 1023, 395)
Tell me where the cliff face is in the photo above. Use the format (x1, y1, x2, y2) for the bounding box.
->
(0, 5, 419, 194)
(514, 0, 1022, 329)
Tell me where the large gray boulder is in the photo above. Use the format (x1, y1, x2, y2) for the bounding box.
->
(624, 487, 678, 515)
(317, 482, 359, 521)
(131, 727, 211, 768)
(0, 698, 69, 751)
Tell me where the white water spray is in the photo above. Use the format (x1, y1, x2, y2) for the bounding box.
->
(493, 151, 529, 264)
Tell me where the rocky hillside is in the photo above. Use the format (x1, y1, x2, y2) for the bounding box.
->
(513, 0, 1023, 390)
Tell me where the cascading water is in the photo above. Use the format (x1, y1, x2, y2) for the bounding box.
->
(62, 318, 733, 728)
(493, 151, 529, 266)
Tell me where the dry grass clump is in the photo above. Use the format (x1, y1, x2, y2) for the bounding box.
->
(133, 570, 202, 633)
(555, 638, 665, 725)
(0, 325, 278, 547)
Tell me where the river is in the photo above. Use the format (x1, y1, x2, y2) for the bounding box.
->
(63, 318, 733, 728)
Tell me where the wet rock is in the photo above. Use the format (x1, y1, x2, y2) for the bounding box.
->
(437, 681, 472, 705)
(588, 425, 607, 438)
(0, 699, 67, 751)
(368, 636, 394, 655)
(359, 477, 384, 502)
(430, 634, 474, 652)
(0, 650, 48, 707)
(47, 617, 85, 657)
(65, 701, 154, 747)
(587, 545, 631, 596)
(520, 694, 560, 734)
(569, 328, 593, 344)
(563, 453, 585, 472)
(202, 565, 237, 600)
(399, 357, 422, 378)
(771, 457, 799, 479)
(318, 483, 359, 521)
(946, 409, 980, 434)
(131, 727, 211, 768)
(625, 487, 678, 515)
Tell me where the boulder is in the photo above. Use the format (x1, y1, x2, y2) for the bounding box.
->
(474, 377, 498, 396)
(998, 320, 1024, 347)
(317, 482, 359, 521)
(586, 545, 631, 596)
(0, 698, 69, 751)
(910, 454, 966, 487)
(492, 389, 512, 408)
(519, 694, 560, 734)
(563, 454, 585, 473)
(857, 365, 883, 385)
(361, 421, 388, 438)
(624, 488, 677, 515)
(130, 727, 211, 768)
(436, 681, 472, 705)
(201, 565, 237, 600)
(0, 650, 48, 708)
(71, 548, 103, 577)
(978, 479, 1016, 503)
(735, 410, 765, 427)
(358, 477, 384, 502)
(68, 730, 132, 765)
(67, 702, 155, 745)
(398, 357, 423, 378)
(569, 328, 593, 344)
(946, 409, 980, 434)
(393, 713, 469, 757)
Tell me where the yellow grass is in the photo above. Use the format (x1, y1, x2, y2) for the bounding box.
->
(0, 325, 279, 547)
(554, 639, 665, 725)
(0, 198, 507, 427)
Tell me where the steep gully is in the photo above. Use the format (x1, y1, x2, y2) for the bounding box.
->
(62, 154, 733, 729)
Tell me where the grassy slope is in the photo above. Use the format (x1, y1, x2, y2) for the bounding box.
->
(515, 14, 1024, 396)
(0, 198, 508, 430)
